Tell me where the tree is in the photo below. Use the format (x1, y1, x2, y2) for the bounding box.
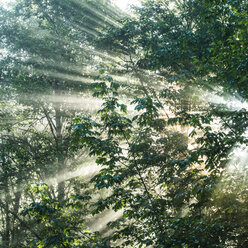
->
(71, 0, 248, 247)
(2, 0, 248, 247)
(71, 75, 218, 247)
(0, 0, 122, 246)
(21, 183, 101, 248)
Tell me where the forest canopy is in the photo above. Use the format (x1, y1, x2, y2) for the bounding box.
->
(1, 0, 248, 247)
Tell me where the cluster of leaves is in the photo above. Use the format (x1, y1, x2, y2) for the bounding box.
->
(2, 0, 248, 247)
(72, 75, 237, 247)
(21, 183, 101, 248)
(70, 1, 248, 246)
(0, 0, 124, 247)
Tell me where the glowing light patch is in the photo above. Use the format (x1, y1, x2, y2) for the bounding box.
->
(0, 0, 16, 9)
(112, 0, 141, 11)
(45, 160, 100, 185)
(227, 144, 248, 172)
(199, 90, 248, 111)
(196, 89, 248, 174)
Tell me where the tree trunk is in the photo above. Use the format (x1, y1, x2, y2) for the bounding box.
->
(1, 138, 10, 247)
(11, 177, 22, 246)
(54, 82, 65, 202)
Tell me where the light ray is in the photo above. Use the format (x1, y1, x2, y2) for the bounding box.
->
(199, 89, 248, 111)
(45, 160, 100, 186)
(73, 0, 122, 27)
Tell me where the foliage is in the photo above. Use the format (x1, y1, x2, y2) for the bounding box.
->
(72, 0, 248, 246)
(21, 183, 100, 248)
(0, 0, 121, 246)
(71, 75, 225, 247)
(2, 0, 248, 247)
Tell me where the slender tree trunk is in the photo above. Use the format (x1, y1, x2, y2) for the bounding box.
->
(11, 177, 22, 245)
(53, 82, 65, 202)
(1, 138, 10, 247)
(3, 185, 10, 247)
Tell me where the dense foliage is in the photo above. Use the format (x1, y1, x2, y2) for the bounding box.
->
(1, 0, 248, 247)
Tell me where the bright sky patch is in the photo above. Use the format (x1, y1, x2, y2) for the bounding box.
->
(112, 0, 141, 11)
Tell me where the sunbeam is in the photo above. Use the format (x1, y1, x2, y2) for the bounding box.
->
(199, 88, 248, 111)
